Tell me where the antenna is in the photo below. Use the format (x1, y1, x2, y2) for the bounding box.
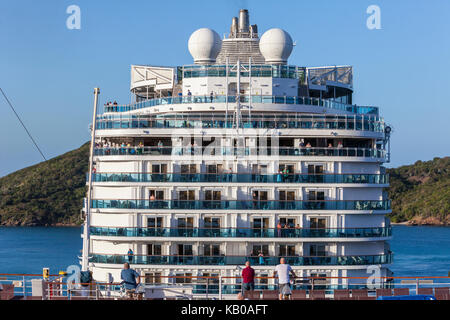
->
(0, 87, 47, 161)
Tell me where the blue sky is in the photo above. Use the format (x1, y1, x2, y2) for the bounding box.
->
(0, 0, 449, 176)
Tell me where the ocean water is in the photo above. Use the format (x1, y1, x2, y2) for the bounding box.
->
(0, 226, 450, 277)
(0, 227, 82, 274)
(390, 225, 450, 277)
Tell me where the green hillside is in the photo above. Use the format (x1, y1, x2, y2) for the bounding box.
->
(387, 157, 450, 224)
(0, 143, 89, 226)
(0, 141, 448, 226)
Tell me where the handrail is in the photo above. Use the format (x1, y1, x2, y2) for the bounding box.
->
(95, 114, 385, 132)
(90, 253, 393, 266)
(103, 95, 379, 116)
(2, 273, 450, 300)
(93, 146, 387, 159)
(89, 226, 390, 231)
(91, 253, 391, 258)
(91, 172, 385, 176)
(90, 199, 391, 211)
(89, 226, 392, 239)
(1, 274, 449, 280)
(89, 172, 389, 184)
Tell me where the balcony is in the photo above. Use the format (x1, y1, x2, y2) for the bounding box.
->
(95, 114, 385, 133)
(103, 95, 378, 116)
(93, 146, 386, 159)
(91, 199, 391, 211)
(181, 64, 299, 79)
(90, 173, 389, 184)
(90, 253, 393, 266)
(89, 226, 392, 238)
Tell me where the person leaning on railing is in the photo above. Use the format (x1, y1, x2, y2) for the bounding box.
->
(241, 261, 255, 294)
(121, 262, 140, 299)
(274, 258, 296, 300)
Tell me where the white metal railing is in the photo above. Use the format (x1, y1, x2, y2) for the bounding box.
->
(1, 274, 449, 300)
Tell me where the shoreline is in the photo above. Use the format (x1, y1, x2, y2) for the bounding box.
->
(391, 222, 450, 227)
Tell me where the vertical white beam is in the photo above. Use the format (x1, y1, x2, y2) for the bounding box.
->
(249, 57, 252, 125)
(226, 57, 229, 127)
(237, 59, 241, 129)
(82, 87, 100, 271)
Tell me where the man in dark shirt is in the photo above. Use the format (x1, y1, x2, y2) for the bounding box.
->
(241, 261, 255, 293)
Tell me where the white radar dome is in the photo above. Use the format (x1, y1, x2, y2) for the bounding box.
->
(259, 28, 294, 64)
(188, 28, 222, 64)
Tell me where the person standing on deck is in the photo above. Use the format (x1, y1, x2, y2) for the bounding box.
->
(241, 261, 255, 294)
(127, 248, 134, 263)
(274, 258, 296, 300)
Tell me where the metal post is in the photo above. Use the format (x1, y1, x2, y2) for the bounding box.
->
(226, 57, 229, 128)
(237, 59, 241, 130)
(219, 275, 223, 300)
(248, 57, 252, 126)
(416, 278, 419, 294)
(82, 88, 100, 271)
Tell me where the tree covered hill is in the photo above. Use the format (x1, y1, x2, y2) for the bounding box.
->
(0, 143, 89, 226)
(387, 157, 450, 224)
(0, 142, 448, 226)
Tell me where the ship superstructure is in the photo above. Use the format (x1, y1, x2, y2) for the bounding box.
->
(82, 9, 393, 296)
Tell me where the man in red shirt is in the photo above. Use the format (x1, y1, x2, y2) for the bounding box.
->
(241, 261, 255, 293)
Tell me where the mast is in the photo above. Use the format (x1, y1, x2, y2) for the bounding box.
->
(236, 59, 241, 130)
(81, 87, 100, 271)
(248, 57, 252, 125)
(226, 57, 229, 128)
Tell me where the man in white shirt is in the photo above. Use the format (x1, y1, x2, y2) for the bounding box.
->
(273, 257, 296, 300)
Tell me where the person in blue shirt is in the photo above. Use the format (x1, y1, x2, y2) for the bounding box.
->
(121, 263, 140, 298)
(127, 248, 133, 263)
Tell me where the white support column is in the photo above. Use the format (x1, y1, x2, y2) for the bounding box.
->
(226, 57, 229, 126)
(81, 87, 100, 272)
(248, 57, 252, 125)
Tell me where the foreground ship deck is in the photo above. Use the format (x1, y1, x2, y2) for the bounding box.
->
(1, 274, 449, 300)
(80, 9, 394, 292)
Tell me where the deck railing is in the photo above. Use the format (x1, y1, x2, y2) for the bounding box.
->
(93, 146, 386, 159)
(90, 199, 391, 211)
(103, 95, 378, 116)
(89, 226, 392, 238)
(2, 274, 449, 300)
(90, 253, 393, 266)
(90, 173, 389, 184)
(95, 114, 385, 132)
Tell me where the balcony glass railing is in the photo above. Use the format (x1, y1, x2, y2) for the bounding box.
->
(95, 114, 385, 132)
(181, 64, 300, 79)
(89, 226, 392, 238)
(90, 253, 393, 266)
(93, 147, 386, 159)
(91, 200, 391, 211)
(90, 173, 389, 184)
(103, 95, 378, 116)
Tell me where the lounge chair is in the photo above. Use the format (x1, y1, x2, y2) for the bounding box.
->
(291, 290, 307, 300)
(333, 289, 351, 300)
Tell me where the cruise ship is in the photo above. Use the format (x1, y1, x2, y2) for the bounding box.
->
(81, 9, 393, 297)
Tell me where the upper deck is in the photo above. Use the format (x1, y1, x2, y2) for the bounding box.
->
(109, 10, 377, 120)
(103, 95, 378, 116)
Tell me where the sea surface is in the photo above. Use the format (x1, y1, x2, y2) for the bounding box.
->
(1, 226, 450, 277)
